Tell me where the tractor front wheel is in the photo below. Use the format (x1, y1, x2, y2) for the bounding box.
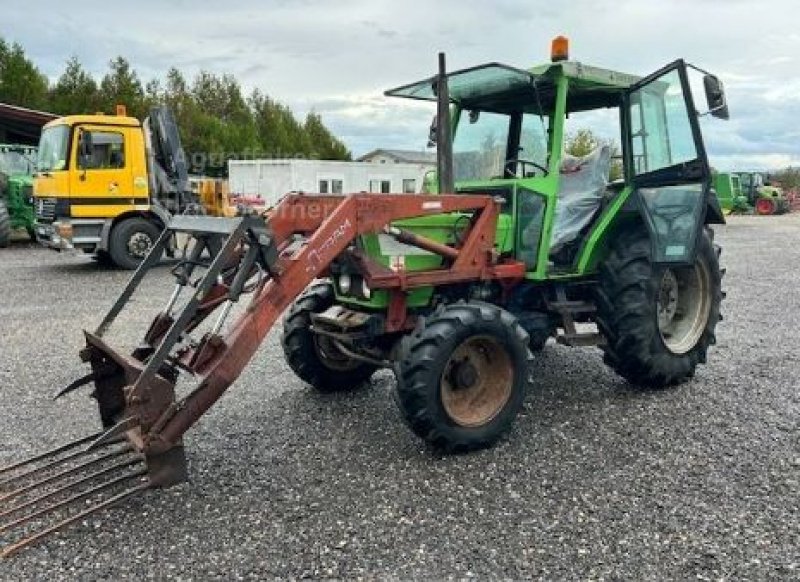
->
(0, 200, 10, 248)
(395, 301, 533, 452)
(281, 282, 377, 393)
(755, 197, 777, 215)
(595, 226, 723, 388)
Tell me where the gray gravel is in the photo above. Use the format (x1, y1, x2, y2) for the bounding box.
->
(1, 215, 798, 580)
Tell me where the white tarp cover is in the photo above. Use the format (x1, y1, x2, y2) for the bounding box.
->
(550, 145, 611, 253)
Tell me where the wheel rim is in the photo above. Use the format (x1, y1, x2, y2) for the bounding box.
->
(440, 336, 513, 427)
(657, 261, 711, 355)
(756, 198, 776, 215)
(313, 335, 361, 372)
(126, 231, 154, 259)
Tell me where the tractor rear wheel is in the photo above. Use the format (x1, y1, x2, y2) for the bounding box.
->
(395, 301, 533, 452)
(281, 282, 377, 393)
(755, 197, 777, 215)
(595, 226, 723, 388)
(0, 200, 10, 248)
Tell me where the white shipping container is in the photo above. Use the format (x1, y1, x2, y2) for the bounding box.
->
(228, 159, 432, 207)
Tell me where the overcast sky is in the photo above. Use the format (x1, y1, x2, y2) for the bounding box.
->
(4, 0, 800, 169)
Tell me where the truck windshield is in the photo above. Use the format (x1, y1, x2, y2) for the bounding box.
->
(453, 110, 548, 181)
(37, 125, 70, 172)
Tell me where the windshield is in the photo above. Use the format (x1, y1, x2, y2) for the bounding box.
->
(0, 150, 35, 176)
(37, 125, 70, 172)
(453, 110, 548, 181)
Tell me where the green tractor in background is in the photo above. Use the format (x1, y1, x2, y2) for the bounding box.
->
(735, 171, 789, 215)
(0, 144, 37, 247)
(712, 172, 749, 214)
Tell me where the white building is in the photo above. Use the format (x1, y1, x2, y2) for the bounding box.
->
(228, 159, 432, 206)
(357, 148, 437, 166)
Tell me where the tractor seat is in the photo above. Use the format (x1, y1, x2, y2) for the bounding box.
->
(549, 145, 612, 255)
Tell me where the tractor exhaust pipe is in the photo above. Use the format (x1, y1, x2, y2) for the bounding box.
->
(436, 52, 455, 194)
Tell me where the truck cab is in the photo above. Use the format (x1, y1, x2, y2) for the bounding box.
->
(33, 107, 194, 268)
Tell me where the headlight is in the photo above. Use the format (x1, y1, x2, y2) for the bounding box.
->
(361, 279, 371, 299)
(339, 273, 352, 294)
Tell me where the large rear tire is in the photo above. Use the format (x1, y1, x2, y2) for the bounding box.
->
(395, 301, 533, 452)
(0, 200, 10, 248)
(108, 217, 162, 270)
(281, 282, 377, 393)
(595, 226, 723, 388)
(755, 197, 777, 216)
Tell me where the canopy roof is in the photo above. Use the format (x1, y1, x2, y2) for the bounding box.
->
(385, 60, 643, 115)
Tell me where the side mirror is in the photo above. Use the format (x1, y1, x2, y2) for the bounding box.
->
(703, 74, 729, 120)
(427, 115, 438, 147)
(78, 130, 93, 168)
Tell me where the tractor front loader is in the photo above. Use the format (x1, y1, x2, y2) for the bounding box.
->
(2, 40, 730, 557)
(1, 192, 521, 557)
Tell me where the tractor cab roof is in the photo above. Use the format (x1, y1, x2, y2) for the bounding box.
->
(385, 61, 642, 115)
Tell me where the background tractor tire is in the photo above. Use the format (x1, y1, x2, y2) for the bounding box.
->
(395, 301, 533, 453)
(595, 226, 723, 388)
(0, 200, 11, 248)
(755, 198, 777, 216)
(281, 282, 377, 393)
(108, 217, 162, 270)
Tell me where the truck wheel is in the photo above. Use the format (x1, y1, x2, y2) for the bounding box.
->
(0, 200, 10, 248)
(281, 282, 377, 392)
(595, 226, 723, 388)
(395, 301, 533, 452)
(108, 217, 162, 270)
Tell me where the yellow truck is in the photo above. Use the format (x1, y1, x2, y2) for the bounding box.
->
(33, 106, 205, 268)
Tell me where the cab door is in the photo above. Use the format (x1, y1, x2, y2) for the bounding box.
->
(622, 60, 712, 265)
(69, 125, 136, 219)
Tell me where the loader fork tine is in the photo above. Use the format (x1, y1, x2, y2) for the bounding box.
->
(0, 468, 147, 535)
(0, 432, 102, 477)
(1, 480, 149, 559)
(0, 445, 133, 504)
(1, 433, 150, 560)
(0, 457, 144, 524)
(0, 436, 124, 490)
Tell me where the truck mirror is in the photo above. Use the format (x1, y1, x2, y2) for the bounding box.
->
(427, 115, 438, 147)
(78, 130, 94, 168)
(703, 74, 729, 120)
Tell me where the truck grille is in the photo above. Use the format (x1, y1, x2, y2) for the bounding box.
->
(35, 197, 57, 222)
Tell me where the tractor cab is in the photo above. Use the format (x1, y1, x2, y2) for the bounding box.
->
(386, 39, 729, 278)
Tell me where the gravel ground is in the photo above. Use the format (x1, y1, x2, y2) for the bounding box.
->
(0, 215, 798, 580)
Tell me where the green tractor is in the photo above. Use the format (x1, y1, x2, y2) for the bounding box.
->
(282, 44, 731, 449)
(735, 171, 789, 215)
(712, 172, 749, 214)
(0, 144, 37, 247)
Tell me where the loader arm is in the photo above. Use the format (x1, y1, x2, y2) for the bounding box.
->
(1, 192, 525, 557)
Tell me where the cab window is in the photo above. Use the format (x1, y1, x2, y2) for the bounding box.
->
(629, 69, 697, 175)
(78, 131, 126, 170)
(453, 111, 509, 181)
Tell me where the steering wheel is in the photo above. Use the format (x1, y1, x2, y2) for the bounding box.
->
(504, 159, 548, 179)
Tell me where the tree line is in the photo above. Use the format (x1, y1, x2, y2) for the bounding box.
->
(0, 38, 351, 174)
